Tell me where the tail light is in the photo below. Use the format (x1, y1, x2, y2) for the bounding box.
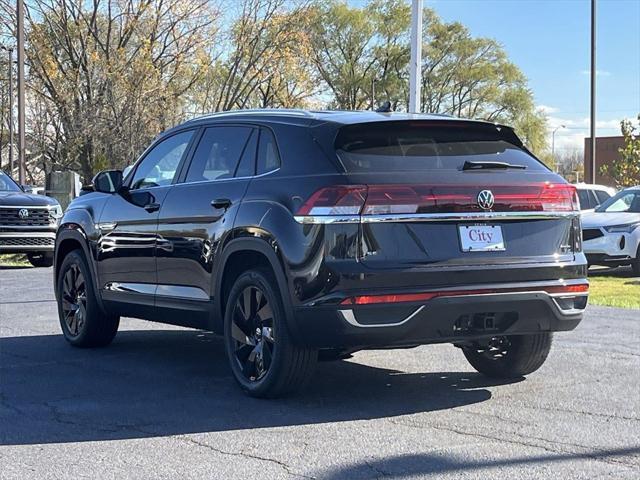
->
(296, 182, 579, 217)
(296, 186, 366, 216)
(340, 283, 589, 305)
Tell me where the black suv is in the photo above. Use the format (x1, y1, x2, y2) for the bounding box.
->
(54, 110, 588, 397)
(0, 171, 63, 267)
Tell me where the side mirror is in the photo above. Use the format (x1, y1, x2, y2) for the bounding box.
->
(92, 170, 123, 194)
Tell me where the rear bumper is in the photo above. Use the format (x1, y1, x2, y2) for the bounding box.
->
(290, 281, 587, 349)
(0, 231, 56, 252)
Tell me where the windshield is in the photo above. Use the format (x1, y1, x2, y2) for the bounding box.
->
(595, 189, 640, 213)
(334, 122, 547, 173)
(0, 172, 21, 192)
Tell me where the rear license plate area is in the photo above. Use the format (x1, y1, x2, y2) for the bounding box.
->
(459, 224, 505, 252)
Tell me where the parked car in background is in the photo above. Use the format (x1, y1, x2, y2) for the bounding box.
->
(54, 110, 588, 397)
(575, 183, 616, 211)
(20, 185, 47, 195)
(582, 186, 640, 274)
(0, 171, 63, 267)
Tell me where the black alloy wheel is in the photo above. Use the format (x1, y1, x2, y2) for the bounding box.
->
(61, 263, 87, 337)
(224, 268, 317, 398)
(462, 333, 552, 378)
(230, 285, 276, 382)
(56, 249, 119, 347)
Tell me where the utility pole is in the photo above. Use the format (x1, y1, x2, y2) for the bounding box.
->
(408, 0, 423, 113)
(17, 0, 26, 184)
(370, 77, 376, 110)
(590, 0, 597, 183)
(1, 46, 14, 176)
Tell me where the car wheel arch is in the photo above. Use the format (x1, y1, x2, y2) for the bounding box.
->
(213, 237, 294, 336)
(55, 226, 103, 312)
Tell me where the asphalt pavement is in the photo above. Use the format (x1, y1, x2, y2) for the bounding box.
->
(1, 266, 639, 479)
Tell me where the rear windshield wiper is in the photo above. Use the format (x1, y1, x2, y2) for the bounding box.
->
(462, 160, 527, 171)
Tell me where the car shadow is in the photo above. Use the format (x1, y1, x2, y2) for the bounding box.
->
(315, 449, 640, 479)
(0, 330, 521, 446)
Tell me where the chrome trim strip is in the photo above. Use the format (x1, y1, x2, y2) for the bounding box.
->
(549, 293, 589, 316)
(176, 167, 281, 186)
(294, 211, 577, 224)
(103, 282, 210, 301)
(104, 282, 156, 296)
(338, 289, 588, 328)
(339, 306, 425, 328)
(362, 212, 577, 223)
(0, 204, 56, 209)
(0, 231, 56, 238)
(0, 225, 57, 230)
(294, 215, 361, 225)
(156, 284, 209, 301)
(97, 222, 117, 232)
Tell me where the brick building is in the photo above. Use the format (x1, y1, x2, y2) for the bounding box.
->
(583, 136, 625, 186)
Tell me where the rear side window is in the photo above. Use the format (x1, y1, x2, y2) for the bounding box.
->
(185, 126, 252, 182)
(235, 130, 258, 177)
(578, 190, 595, 210)
(594, 190, 611, 203)
(334, 122, 546, 172)
(257, 129, 281, 175)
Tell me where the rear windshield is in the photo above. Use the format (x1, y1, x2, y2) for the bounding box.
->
(334, 122, 547, 172)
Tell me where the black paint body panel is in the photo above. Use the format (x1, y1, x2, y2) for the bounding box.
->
(54, 111, 588, 350)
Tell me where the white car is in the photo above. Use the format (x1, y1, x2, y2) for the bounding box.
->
(581, 186, 640, 275)
(575, 183, 616, 211)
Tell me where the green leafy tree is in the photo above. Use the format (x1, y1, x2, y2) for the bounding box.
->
(602, 115, 640, 188)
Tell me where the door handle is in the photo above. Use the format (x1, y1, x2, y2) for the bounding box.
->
(211, 198, 232, 210)
(144, 202, 161, 212)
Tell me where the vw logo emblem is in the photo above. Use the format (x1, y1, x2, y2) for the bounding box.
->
(477, 190, 495, 210)
(18, 208, 29, 219)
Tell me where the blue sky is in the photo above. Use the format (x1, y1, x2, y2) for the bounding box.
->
(352, 0, 640, 152)
(427, 0, 640, 152)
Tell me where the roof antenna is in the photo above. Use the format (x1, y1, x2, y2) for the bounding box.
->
(375, 101, 392, 113)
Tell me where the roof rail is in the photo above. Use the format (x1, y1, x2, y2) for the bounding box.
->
(184, 108, 315, 123)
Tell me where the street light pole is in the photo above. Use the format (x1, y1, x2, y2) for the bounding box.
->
(552, 124, 565, 172)
(17, 0, 26, 185)
(590, 0, 597, 183)
(408, 0, 423, 113)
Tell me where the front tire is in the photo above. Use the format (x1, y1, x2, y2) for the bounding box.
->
(56, 249, 119, 347)
(462, 333, 552, 378)
(27, 252, 54, 268)
(223, 268, 317, 398)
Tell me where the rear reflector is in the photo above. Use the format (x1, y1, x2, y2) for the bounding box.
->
(297, 182, 579, 217)
(340, 283, 589, 305)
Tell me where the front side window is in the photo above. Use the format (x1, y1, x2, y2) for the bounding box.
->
(597, 191, 640, 213)
(185, 126, 253, 182)
(0, 172, 21, 192)
(130, 130, 194, 190)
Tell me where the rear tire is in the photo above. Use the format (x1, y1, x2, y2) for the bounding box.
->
(462, 333, 552, 378)
(632, 246, 640, 276)
(56, 249, 119, 347)
(223, 268, 317, 398)
(27, 252, 54, 268)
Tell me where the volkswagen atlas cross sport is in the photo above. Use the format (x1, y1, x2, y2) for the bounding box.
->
(53, 109, 588, 397)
